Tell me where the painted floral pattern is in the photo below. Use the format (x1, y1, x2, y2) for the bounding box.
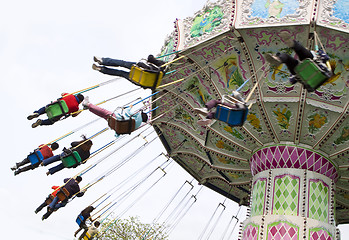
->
(174, 107, 195, 128)
(215, 140, 235, 152)
(273, 107, 291, 129)
(308, 113, 327, 134)
(224, 125, 244, 140)
(247, 112, 262, 132)
(334, 126, 349, 145)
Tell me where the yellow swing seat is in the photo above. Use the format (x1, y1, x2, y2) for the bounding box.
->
(107, 116, 136, 135)
(82, 232, 92, 240)
(129, 65, 164, 90)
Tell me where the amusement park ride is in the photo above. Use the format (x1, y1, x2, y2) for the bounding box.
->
(150, 0, 349, 239)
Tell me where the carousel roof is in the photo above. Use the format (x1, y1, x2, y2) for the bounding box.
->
(152, 0, 349, 224)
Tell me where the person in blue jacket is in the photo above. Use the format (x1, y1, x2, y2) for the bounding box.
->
(41, 137, 93, 175)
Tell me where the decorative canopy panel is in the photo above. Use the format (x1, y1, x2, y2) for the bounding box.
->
(153, 0, 349, 224)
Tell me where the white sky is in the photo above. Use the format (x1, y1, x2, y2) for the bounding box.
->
(1, 0, 348, 240)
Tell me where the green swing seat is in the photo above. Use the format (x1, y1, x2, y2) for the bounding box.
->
(45, 100, 69, 119)
(294, 59, 331, 92)
(61, 151, 82, 168)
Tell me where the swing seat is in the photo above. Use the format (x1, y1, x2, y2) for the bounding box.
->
(76, 214, 85, 226)
(56, 187, 70, 201)
(294, 59, 331, 92)
(45, 194, 56, 205)
(27, 150, 44, 165)
(61, 151, 82, 168)
(108, 116, 136, 135)
(215, 105, 248, 126)
(83, 232, 92, 240)
(214, 95, 248, 126)
(45, 100, 69, 119)
(129, 65, 164, 90)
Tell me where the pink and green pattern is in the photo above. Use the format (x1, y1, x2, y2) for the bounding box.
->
(308, 179, 329, 223)
(250, 146, 338, 181)
(251, 178, 267, 216)
(272, 175, 300, 216)
(243, 223, 259, 240)
(309, 228, 333, 240)
(267, 221, 299, 240)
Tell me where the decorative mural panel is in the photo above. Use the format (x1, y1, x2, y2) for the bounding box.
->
(267, 221, 299, 240)
(236, 0, 311, 28)
(181, 0, 232, 48)
(251, 178, 267, 216)
(243, 223, 260, 240)
(318, 0, 349, 31)
(317, 116, 349, 159)
(272, 174, 300, 216)
(309, 227, 333, 240)
(190, 6, 224, 38)
(308, 179, 330, 223)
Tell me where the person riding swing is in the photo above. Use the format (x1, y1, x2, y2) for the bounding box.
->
(92, 54, 167, 90)
(27, 93, 85, 128)
(194, 91, 248, 126)
(11, 142, 59, 175)
(265, 31, 333, 92)
(82, 97, 148, 137)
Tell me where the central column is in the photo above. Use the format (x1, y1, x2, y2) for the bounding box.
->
(239, 145, 339, 240)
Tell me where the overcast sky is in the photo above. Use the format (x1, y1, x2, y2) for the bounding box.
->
(1, 1, 348, 240)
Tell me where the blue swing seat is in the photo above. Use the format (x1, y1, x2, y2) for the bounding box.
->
(214, 95, 248, 127)
(27, 150, 44, 165)
(76, 214, 85, 226)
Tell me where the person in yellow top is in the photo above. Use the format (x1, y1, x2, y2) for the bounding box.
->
(78, 221, 101, 240)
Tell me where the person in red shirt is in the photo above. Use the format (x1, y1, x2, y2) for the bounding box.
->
(11, 142, 59, 175)
(27, 93, 85, 128)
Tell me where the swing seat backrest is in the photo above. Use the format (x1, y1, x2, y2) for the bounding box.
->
(56, 187, 70, 202)
(214, 104, 248, 127)
(61, 151, 82, 168)
(27, 150, 44, 165)
(45, 194, 56, 205)
(108, 116, 136, 135)
(45, 100, 69, 119)
(76, 214, 85, 226)
(129, 65, 164, 90)
(294, 58, 330, 92)
(83, 232, 92, 240)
